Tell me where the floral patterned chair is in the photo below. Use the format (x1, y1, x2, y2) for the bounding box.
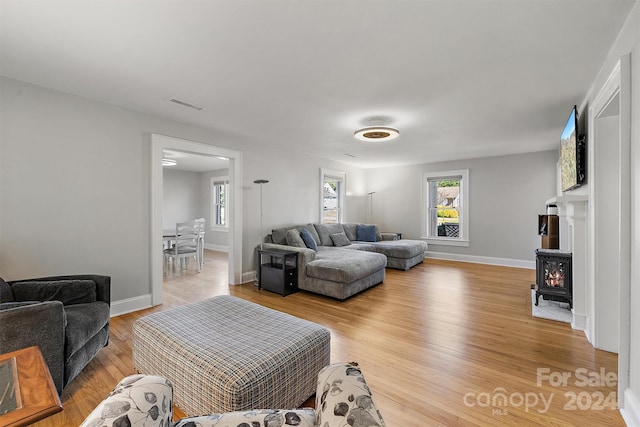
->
(80, 362, 385, 427)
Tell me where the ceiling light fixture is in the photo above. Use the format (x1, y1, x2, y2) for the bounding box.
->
(354, 118, 399, 142)
(162, 158, 177, 166)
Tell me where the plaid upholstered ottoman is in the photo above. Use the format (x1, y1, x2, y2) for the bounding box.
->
(132, 295, 330, 416)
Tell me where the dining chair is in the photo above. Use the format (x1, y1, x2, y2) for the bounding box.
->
(194, 217, 206, 270)
(163, 220, 201, 273)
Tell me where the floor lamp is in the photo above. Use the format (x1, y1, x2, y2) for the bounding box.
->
(367, 191, 375, 223)
(254, 179, 269, 250)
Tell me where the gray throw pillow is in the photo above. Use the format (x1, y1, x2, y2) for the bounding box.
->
(285, 229, 306, 248)
(330, 232, 351, 247)
(271, 228, 290, 245)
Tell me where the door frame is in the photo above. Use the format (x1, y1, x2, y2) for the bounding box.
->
(587, 55, 631, 404)
(151, 134, 243, 305)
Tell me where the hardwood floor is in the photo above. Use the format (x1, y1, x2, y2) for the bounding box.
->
(33, 251, 623, 426)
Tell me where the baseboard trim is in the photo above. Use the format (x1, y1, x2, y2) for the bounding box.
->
(622, 388, 640, 427)
(571, 312, 587, 332)
(110, 294, 153, 317)
(204, 243, 228, 252)
(241, 270, 257, 285)
(425, 251, 535, 269)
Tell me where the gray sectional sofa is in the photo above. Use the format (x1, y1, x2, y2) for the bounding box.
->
(260, 223, 427, 300)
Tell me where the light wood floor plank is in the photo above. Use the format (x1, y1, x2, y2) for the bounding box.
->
(31, 252, 623, 426)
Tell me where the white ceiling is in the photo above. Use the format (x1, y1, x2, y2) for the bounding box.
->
(1, 0, 634, 168)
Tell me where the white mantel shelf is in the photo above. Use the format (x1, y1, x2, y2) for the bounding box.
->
(546, 195, 589, 205)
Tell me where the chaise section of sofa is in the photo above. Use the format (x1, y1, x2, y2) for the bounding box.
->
(305, 247, 386, 300)
(259, 222, 427, 299)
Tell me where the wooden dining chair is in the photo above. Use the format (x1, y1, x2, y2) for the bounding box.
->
(163, 220, 201, 273)
(194, 217, 206, 270)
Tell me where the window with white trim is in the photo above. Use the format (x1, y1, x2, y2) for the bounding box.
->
(422, 169, 469, 246)
(211, 177, 229, 229)
(320, 169, 345, 224)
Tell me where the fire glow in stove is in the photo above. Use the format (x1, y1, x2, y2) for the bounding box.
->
(534, 249, 573, 308)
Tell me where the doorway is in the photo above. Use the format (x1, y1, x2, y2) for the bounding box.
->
(151, 134, 244, 306)
(588, 56, 631, 405)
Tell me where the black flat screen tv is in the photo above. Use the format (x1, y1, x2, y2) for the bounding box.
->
(560, 105, 586, 192)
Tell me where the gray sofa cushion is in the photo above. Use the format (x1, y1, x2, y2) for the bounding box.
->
(285, 229, 306, 248)
(0, 301, 40, 310)
(11, 280, 97, 305)
(341, 223, 358, 241)
(314, 223, 345, 246)
(306, 248, 386, 283)
(0, 278, 14, 303)
(344, 243, 376, 251)
(272, 224, 321, 246)
(330, 232, 351, 247)
(64, 301, 110, 357)
(372, 240, 428, 259)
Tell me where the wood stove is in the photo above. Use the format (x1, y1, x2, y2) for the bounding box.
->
(534, 249, 572, 308)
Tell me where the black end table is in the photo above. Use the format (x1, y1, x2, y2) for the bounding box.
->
(257, 248, 298, 296)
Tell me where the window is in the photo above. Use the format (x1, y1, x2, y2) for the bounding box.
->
(422, 169, 469, 246)
(212, 177, 229, 228)
(320, 169, 346, 224)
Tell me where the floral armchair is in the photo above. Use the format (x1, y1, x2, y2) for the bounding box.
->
(80, 362, 386, 427)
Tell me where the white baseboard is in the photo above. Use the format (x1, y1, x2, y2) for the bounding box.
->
(622, 388, 640, 427)
(241, 270, 257, 284)
(110, 294, 153, 317)
(425, 251, 535, 269)
(571, 312, 587, 332)
(204, 243, 228, 252)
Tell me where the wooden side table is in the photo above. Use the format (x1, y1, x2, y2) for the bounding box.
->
(0, 346, 62, 427)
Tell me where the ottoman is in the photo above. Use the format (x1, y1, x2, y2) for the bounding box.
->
(132, 295, 330, 416)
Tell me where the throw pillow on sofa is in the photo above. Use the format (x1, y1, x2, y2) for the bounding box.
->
(330, 232, 351, 247)
(356, 224, 377, 242)
(314, 223, 345, 246)
(285, 229, 306, 248)
(300, 228, 318, 251)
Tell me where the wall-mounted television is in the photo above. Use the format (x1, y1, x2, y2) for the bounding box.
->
(560, 105, 586, 192)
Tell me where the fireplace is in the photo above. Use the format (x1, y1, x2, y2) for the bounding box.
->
(534, 249, 572, 308)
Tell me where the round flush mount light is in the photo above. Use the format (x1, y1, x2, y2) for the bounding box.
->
(354, 118, 399, 142)
(354, 126, 400, 142)
(162, 158, 177, 166)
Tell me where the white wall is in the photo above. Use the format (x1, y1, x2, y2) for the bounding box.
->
(162, 169, 202, 229)
(0, 77, 367, 304)
(241, 145, 367, 270)
(365, 150, 558, 266)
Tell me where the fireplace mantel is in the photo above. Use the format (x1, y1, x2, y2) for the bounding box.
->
(545, 195, 589, 330)
(546, 195, 589, 206)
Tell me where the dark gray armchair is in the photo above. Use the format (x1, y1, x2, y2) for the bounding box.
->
(0, 274, 110, 395)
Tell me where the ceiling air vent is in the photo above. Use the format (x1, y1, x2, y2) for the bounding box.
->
(169, 98, 203, 111)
